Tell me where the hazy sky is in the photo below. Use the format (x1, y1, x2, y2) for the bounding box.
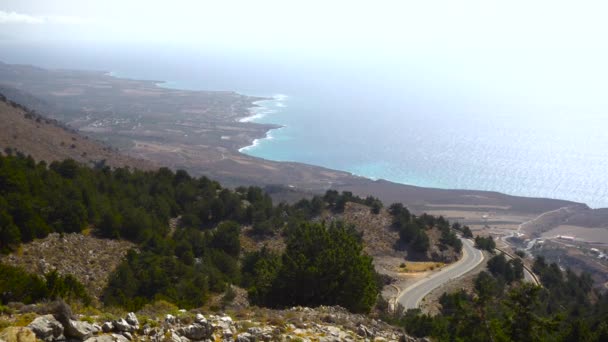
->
(2, 0, 608, 111)
(1, 1, 607, 51)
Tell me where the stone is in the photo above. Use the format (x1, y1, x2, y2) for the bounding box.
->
(177, 322, 214, 341)
(222, 329, 233, 341)
(27, 315, 64, 341)
(247, 327, 262, 335)
(318, 338, 338, 342)
(113, 319, 133, 333)
(142, 325, 153, 336)
(83, 336, 112, 342)
(113, 333, 130, 342)
(165, 314, 176, 325)
(236, 332, 255, 342)
(121, 332, 132, 341)
(194, 314, 206, 324)
(65, 320, 98, 340)
(357, 324, 373, 338)
(170, 331, 182, 342)
(125, 313, 139, 328)
(0, 327, 37, 342)
(101, 322, 113, 333)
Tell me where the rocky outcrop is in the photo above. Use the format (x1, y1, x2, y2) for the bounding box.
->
(27, 315, 64, 341)
(65, 320, 100, 340)
(13, 306, 423, 342)
(25, 311, 131, 342)
(176, 314, 214, 340)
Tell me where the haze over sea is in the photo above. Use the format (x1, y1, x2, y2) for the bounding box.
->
(2, 42, 608, 208)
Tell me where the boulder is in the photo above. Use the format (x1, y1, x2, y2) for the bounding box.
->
(112, 319, 133, 333)
(65, 320, 99, 340)
(121, 332, 132, 341)
(0, 327, 37, 342)
(101, 322, 113, 333)
(177, 322, 214, 341)
(125, 313, 139, 328)
(27, 315, 64, 341)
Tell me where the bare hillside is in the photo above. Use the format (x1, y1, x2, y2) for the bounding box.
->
(0, 95, 156, 170)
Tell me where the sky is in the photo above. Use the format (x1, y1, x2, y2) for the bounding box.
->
(1, 0, 607, 52)
(1, 1, 608, 111)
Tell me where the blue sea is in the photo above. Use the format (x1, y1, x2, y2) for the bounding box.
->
(1, 42, 607, 208)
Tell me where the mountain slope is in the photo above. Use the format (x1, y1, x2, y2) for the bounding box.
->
(0, 93, 156, 170)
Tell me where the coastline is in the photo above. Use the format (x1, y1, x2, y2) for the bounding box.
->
(2, 61, 606, 217)
(237, 95, 288, 153)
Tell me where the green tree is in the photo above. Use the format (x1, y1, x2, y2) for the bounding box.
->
(210, 221, 241, 257)
(254, 222, 378, 313)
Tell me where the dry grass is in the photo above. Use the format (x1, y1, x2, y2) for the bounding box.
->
(397, 261, 445, 273)
(13, 313, 37, 327)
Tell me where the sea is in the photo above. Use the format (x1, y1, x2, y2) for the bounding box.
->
(1, 42, 607, 208)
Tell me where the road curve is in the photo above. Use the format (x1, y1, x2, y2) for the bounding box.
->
(396, 238, 484, 311)
(495, 247, 540, 285)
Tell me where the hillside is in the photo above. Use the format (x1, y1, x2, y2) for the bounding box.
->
(1, 150, 607, 341)
(0, 233, 134, 301)
(0, 93, 155, 170)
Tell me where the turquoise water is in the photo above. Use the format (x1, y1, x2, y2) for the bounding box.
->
(1, 43, 607, 208)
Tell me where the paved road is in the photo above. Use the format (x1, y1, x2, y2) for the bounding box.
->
(397, 238, 484, 311)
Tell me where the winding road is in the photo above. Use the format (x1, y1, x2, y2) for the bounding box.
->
(396, 238, 484, 310)
(395, 237, 541, 311)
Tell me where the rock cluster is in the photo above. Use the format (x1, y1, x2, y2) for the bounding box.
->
(27, 314, 103, 342)
(6, 307, 428, 342)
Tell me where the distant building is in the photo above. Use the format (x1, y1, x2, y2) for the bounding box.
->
(557, 235, 575, 241)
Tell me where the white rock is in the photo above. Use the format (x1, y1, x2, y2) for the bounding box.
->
(113, 319, 133, 333)
(101, 322, 113, 333)
(66, 320, 98, 340)
(125, 313, 139, 328)
(170, 331, 181, 342)
(236, 332, 255, 342)
(165, 314, 176, 325)
(194, 314, 206, 324)
(177, 323, 214, 341)
(27, 315, 64, 341)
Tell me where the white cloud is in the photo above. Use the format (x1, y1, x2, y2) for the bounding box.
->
(0, 10, 44, 24)
(0, 10, 88, 24)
